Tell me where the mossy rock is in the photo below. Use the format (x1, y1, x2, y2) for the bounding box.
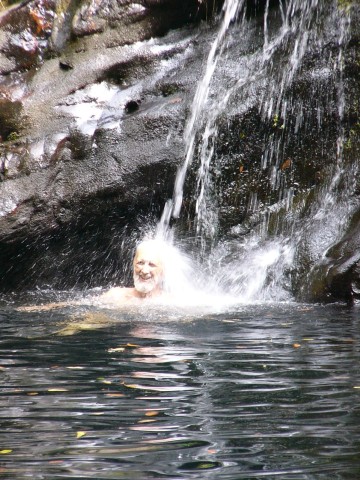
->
(0, 100, 23, 142)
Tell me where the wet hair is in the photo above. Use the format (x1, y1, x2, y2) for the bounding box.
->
(134, 238, 194, 295)
(134, 240, 164, 265)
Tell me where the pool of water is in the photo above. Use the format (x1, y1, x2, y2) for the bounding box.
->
(0, 301, 360, 479)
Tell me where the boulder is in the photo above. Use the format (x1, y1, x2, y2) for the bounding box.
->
(301, 207, 360, 304)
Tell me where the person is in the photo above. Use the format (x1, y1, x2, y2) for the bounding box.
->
(17, 239, 167, 311)
(99, 239, 166, 305)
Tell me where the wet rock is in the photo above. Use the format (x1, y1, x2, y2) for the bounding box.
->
(59, 58, 74, 70)
(0, 0, 55, 70)
(48, 0, 79, 53)
(299, 207, 360, 304)
(0, 0, 216, 289)
(0, 99, 23, 141)
(125, 99, 140, 113)
(324, 210, 360, 303)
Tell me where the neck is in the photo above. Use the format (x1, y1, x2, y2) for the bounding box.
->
(134, 287, 162, 299)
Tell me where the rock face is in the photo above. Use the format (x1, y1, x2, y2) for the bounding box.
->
(0, 0, 220, 290)
(302, 206, 360, 305)
(296, 3, 360, 304)
(0, 0, 359, 302)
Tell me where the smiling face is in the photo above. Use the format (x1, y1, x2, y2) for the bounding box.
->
(133, 242, 164, 297)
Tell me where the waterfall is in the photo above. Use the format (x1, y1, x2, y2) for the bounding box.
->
(156, 0, 244, 239)
(156, 0, 355, 303)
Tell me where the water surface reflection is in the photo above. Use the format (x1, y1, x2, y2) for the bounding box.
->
(1, 302, 360, 479)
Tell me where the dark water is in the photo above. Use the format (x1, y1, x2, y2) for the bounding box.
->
(1, 301, 360, 479)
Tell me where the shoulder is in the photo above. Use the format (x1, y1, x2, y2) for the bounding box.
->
(98, 287, 137, 305)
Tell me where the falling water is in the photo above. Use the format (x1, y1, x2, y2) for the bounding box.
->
(156, 0, 355, 303)
(156, 0, 244, 237)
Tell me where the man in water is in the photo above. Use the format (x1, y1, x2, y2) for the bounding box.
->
(17, 239, 167, 310)
(99, 240, 165, 304)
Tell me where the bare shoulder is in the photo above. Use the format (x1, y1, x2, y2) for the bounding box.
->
(98, 287, 137, 305)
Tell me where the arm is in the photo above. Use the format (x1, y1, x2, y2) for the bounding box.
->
(17, 287, 135, 311)
(16, 300, 81, 312)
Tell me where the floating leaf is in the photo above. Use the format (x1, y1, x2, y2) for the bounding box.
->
(0, 450, 12, 454)
(281, 158, 292, 170)
(104, 393, 125, 397)
(108, 347, 125, 353)
(126, 343, 139, 348)
(199, 463, 218, 469)
(123, 383, 139, 389)
(27, 392, 39, 396)
(145, 411, 159, 417)
(293, 343, 301, 348)
(179, 461, 222, 470)
(76, 431, 86, 439)
(48, 388, 68, 392)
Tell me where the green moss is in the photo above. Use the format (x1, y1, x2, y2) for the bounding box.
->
(160, 83, 181, 97)
(272, 113, 285, 130)
(338, 0, 354, 11)
(55, 0, 79, 16)
(0, 0, 18, 11)
(7, 131, 20, 142)
(344, 122, 360, 150)
(272, 113, 279, 128)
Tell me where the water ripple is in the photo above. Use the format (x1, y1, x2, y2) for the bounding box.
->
(0, 304, 359, 478)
